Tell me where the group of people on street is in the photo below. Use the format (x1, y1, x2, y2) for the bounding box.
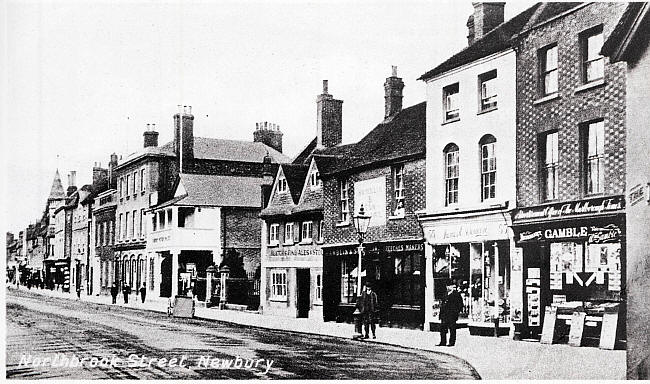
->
(110, 283, 147, 305)
(355, 280, 464, 346)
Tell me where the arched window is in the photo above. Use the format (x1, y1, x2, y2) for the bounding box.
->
(444, 143, 459, 205)
(480, 135, 497, 200)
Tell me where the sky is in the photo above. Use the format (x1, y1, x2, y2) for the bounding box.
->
(2, 0, 537, 233)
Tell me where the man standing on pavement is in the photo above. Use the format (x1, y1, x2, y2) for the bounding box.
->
(123, 283, 131, 304)
(139, 283, 146, 303)
(110, 283, 118, 304)
(358, 281, 379, 339)
(438, 282, 463, 346)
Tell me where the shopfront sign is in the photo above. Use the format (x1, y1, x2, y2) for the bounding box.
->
(517, 224, 622, 243)
(513, 196, 624, 223)
(270, 247, 323, 257)
(424, 222, 509, 244)
(628, 183, 649, 206)
(325, 241, 423, 257)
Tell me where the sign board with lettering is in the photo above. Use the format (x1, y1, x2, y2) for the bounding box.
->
(424, 221, 509, 245)
(568, 311, 587, 347)
(628, 183, 649, 206)
(513, 196, 625, 224)
(599, 312, 618, 350)
(540, 306, 557, 344)
(517, 224, 622, 244)
(354, 177, 386, 227)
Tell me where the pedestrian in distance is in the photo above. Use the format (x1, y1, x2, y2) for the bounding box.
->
(110, 283, 118, 304)
(358, 281, 379, 339)
(438, 282, 464, 347)
(123, 284, 131, 304)
(76, 285, 81, 299)
(140, 283, 146, 303)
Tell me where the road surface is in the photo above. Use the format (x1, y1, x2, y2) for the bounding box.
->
(6, 289, 479, 379)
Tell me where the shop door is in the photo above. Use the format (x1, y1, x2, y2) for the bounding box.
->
(297, 269, 311, 318)
(160, 254, 171, 298)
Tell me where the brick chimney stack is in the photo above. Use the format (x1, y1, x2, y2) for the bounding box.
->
(316, 80, 343, 148)
(253, 121, 283, 153)
(467, 2, 505, 45)
(108, 153, 118, 189)
(384, 65, 404, 119)
(173, 106, 194, 172)
(67, 171, 77, 196)
(143, 123, 159, 148)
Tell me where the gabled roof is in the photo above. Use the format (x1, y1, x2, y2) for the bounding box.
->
(153, 173, 264, 210)
(281, 164, 310, 204)
(48, 170, 66, 200)
(292, 138, 318, 165)
(419, 3, 581, 81)
(318, 102, 426, 176)
(601, 2, 649, 63)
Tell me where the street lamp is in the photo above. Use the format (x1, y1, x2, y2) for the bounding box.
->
(352, 204, 371, 339)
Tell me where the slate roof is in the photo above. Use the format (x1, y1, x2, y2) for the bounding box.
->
(292, 138, 318, 165)
(156, 137, 290, 163)
(154, 173, 265, 209)
(601, 2, 649, 63)
(48, 170, 66, 200)
(318, 102, 426, 176)
(419, 3, 581, 81)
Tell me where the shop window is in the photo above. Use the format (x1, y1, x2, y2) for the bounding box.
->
(541, 131, 559, 201)
(270, 269, 287, 300)
(339, 178, 349, 223)
(539, 44, 558, 96)
(581, 26, 604, 83)
(443, 83, 460, 122)
(582, 120, 605, 195)
(392, 164, 405, 217)
(269, 223, 280, 246)
(393, 253, 423, 306)
(284, 222, 294, 245)
(479, 70, 497, 111)
(444, 143, 459, 206)
(341, 259, 356, 303)
(480, 135, 497, 201)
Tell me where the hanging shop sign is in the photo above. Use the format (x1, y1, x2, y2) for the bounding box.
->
(513, 196, 624, 223)
(517, 224, 622, 243)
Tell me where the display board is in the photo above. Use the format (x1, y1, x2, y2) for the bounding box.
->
(568, 311, 587, 347)
(599, 312, 618, 350)
(540, 306, 557, 344)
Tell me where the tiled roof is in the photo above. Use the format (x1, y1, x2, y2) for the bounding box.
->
(292, 138, 317, 165)
(318, 102, 426, 176)
(419, 3, 581, 81)
(601, 2, 649, 62)
(281, 164, 309, 204)
(155, 173, 264, 209)
(159, 137, 290, 163)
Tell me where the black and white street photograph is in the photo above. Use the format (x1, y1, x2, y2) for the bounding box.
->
(3, 0, 649, 380)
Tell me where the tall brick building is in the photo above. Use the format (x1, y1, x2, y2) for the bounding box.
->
(320, 69, 427, 329)
(601, 2, 650, 377)
(510, 2, 628, 345)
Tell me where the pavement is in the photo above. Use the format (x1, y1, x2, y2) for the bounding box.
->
(9, 285, 627, 380)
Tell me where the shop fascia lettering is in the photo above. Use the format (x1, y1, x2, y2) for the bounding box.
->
(425, 222, 508, 244)
(514, 196, 624, 222)
(519, 224, 621, 243)
(269, 248, 323, 257)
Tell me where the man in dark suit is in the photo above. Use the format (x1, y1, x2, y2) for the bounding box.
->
(438, 282, 463, 346)
(358, 281, 379, 339)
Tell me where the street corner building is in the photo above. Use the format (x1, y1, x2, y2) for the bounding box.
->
(112, 108, 290, 306)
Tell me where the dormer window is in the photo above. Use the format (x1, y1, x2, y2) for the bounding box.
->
(309, 170, 321, 188)
(277, 177, 288, 193)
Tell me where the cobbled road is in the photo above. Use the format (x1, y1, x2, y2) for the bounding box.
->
(6, 289, 479, 379)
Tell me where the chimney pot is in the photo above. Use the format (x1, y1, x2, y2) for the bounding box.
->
(392, 65, 398, 77)
(322, 80, 328, 94)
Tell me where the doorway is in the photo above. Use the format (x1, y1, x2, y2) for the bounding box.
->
(160, 253, 171, 298)
(296, 269, 311, 318)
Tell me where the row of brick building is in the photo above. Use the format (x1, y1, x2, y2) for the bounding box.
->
(11, 2, 648, 378)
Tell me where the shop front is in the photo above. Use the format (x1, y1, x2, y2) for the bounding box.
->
(512, 196, 626, 347)
(323, 239, 425, 329)
(420, 210, 515, 335)
(43, 258, 70, 291)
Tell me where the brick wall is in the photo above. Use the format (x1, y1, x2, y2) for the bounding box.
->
(322, 158, 426, 245)
(514, 2, 627, 207)
(222, 208, 263, 249)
